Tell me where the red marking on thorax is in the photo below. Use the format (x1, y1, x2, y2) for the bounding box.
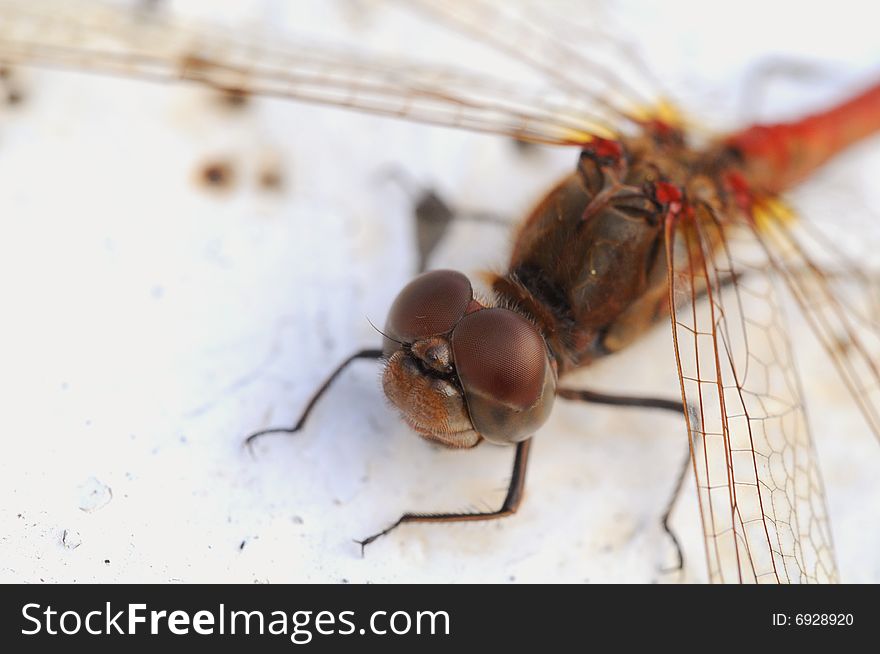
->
(723, 171, 755, 215)
(652, 181, 684, 218)
(653, 181, 682, 205)
(643, 118, 680, 143)
(584, 137, 624, 161)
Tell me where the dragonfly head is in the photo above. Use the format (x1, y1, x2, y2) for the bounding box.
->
(381, 270, 556, 448)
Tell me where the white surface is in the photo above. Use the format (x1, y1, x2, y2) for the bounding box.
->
(0, 0, 878, 583)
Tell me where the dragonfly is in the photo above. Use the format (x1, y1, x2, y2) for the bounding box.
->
(1, 0, 878, 584)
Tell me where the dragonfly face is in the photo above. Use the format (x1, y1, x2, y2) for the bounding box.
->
(382, 269, 557, 447)
(1, 0, 879, 583)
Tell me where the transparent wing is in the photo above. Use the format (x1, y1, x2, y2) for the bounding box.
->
(513, 0, 671, 102)
(0, 0, 633, 145)
(401, 0, 665, 121)
(665, 205, 838, 584)
(754, 203, 880, 443)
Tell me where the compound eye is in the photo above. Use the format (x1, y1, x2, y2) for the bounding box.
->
(384, 270, 473, 354)
(452, 308, 555, 443)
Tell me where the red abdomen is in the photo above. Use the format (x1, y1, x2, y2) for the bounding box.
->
(727, 82, 880, 193)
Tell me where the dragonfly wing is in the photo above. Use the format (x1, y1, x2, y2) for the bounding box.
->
(754, 202, 880, 444)
(0, 0, 616, 145)
(402, 0, 667, 122)
(665, 205, 838, 583)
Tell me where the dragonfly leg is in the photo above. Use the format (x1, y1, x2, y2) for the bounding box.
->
(659, 444, 692, 575)
(556, 387, 692, 575)
(376, 165, 509, 272)
(376, 166, 454, 273)
(355, 438, 532, 556)
(556, 387, 684, 412)
(457, 209, 512, 227)
(244, 348, 384, 450)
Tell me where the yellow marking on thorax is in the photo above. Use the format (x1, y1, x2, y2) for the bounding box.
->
(753, 195, 797, 232)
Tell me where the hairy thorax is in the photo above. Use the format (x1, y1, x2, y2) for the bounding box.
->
(490, 129, 739, 376)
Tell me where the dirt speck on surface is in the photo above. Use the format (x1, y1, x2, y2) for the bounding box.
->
(215, 87, 251, 110)
(257, 154, 285, 191)
(0, 65, 24, 107)
(195, 158, 237, 191)
(62, 529, 82, 550)
(77, 477, 113, 513)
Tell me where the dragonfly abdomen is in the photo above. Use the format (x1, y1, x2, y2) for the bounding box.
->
(726, 82, 880, 193)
